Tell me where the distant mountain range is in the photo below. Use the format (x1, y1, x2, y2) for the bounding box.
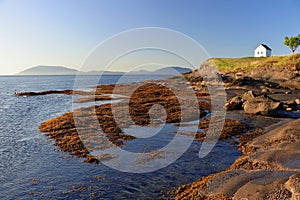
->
(17, 65, 192, 76)
(17, 66, 78, 75)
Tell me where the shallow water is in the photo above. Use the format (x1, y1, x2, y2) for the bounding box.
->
(0, 75, 241, 199)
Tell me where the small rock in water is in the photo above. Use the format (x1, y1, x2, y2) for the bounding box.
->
(84, 155, 99, 164)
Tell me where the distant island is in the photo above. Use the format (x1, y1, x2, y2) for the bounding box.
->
(17, 65, 192, 76)
(17, 66, 79, 75)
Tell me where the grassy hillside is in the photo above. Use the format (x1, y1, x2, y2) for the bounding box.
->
(205, 53, 300, 72)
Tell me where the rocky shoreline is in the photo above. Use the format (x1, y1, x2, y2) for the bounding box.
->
(171, 57, 300, 199)
(174, 118, 300, 200)
(16, 56, 300, 199)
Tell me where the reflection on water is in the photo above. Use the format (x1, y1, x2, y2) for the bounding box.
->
(0, 75, 241, 199)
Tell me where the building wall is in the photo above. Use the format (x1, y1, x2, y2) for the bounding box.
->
(254, 45, 271, 57)
(254, 45, 266, 57)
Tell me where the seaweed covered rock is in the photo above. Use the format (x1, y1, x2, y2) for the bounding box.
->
(196, 118, 247, 141)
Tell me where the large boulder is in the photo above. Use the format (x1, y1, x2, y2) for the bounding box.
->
(243, 96, 281, 116)
(225, 96, 244, 111)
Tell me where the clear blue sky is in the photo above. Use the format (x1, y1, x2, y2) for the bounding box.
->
(0, 0, 299, 74)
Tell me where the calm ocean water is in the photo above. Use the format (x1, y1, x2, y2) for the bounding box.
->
(0, 75, 240, 200)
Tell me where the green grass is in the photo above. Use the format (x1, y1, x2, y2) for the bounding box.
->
(204, 53, 300, 73)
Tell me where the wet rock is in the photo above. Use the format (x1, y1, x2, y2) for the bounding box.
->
(243, 96, 281, 116)
(225, 96, 243, 111)
(84, 155, 99, 164)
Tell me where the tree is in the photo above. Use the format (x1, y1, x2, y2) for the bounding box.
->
(284, 34, 300, 70)
(284, 34, 300, 54)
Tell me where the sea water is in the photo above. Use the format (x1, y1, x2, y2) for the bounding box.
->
(0, 75, 240, 199)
